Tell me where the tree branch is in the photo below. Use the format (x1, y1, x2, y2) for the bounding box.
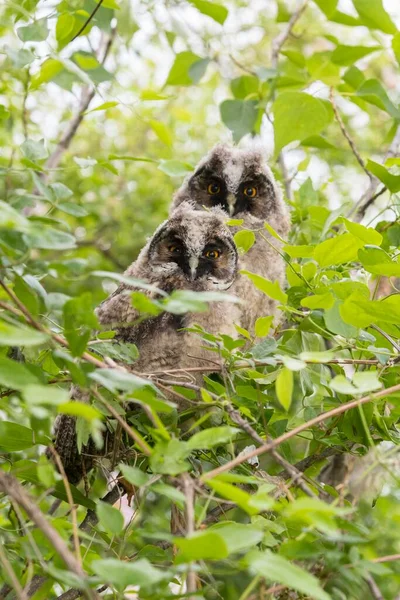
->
(353, 123, 400, 220)
(0, 473, 94, 596)
(201, 381, 400, 481)
(44, 25, 116, 176)
(329, 87, 372, 178)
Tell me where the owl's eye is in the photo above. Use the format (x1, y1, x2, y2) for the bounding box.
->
(244, 186, 257, 198)
(168, 244, 182, 254)
(204, 248, 221, 259)
(207, 183, 221, 195)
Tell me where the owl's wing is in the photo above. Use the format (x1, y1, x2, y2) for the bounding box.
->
(95, 261, 157, 329)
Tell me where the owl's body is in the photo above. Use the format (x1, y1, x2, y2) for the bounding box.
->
(49, 206, 239, 483)
(96, 204, 240, 380)
(171, 145, 290, 334)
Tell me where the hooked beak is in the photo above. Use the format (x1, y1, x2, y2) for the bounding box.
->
(188, 256, 199, 280)
(227, 193, 236, 216)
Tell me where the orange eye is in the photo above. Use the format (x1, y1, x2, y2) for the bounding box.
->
(168, 245, 181, 254)
(207, 183, 221, 195)
(244, 186, 257, 198)
(204, 249, 220, 259)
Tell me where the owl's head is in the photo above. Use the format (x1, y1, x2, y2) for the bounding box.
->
(145, 204, 238, 291)
(172, 144, 283, 220)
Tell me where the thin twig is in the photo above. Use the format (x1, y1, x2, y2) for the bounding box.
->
(47, 447, 81, 568)
(0, 544, 28, 600)
(183, 475, 197, 598)
(271, 0, 309, 66)
(201, 381, 400, 481)
(91, 388, 152, 456)
(0, 473, 92, 593)
(365, 575, 384, 600)
(370, 323, 400, 353)
(69, 0, 104, 45)
(329, 87, 371, 178)
(353, 123, 400, 220)
(44, 25, 116, 175)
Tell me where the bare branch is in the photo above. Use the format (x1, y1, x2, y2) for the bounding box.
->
(183, 475, 197, 597)
(69, 0, 104, 45)
(44, 25, 116, 176)
(0, 473, 90, 588)
(201, 381, 400, 481)
(271, 0, 309, 67)
(353, 123, 400, 220)
(329, 87, 372, 178)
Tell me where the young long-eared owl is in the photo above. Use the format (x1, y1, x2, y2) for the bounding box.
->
(171, 144, 290, 334)
(50, 204, 240, 483)
(96, 203, 240, 375)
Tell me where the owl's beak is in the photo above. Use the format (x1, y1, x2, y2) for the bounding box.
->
(227, 193, 236, 216)
(188, 256, 199, 280)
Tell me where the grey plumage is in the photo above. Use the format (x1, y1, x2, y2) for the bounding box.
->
(96, 203, 240, 378)
(171, 144, 290, 334)
(49, 204, 240, 483)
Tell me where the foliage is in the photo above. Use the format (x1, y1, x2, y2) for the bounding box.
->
(1, 1, 400, 599)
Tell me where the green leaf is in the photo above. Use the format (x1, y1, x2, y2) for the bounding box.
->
(0, 322, 48, 347)
(209, 522, 264, 554)
(91, 558, 169, 589)
(57, 203, 89, 217)
(119, 464, 151, 486)
(21, 139, 48, 163)
(188, 0, 228, 24)
(233, 230, 256, 253)
(313, 234, 364, 267)
(175, 531, 228, 562)
(242, 271, 288, 304)
(330, 371, 382, 395)
(392, 33, 400, 66)
(90, 368, 157, 394)
(231, 76, 259, 100)
(158, 159, 193, 176)
(220, 99, 259, 143)
(96, 501, 124, 535)
(341, 218, 382, 246)
(189, 58, 211, 83)
(366, 160, 400, 192)
(0, 356, 40, 389)
(84, 101, 119, 114)
(24, 226, 76, 250)
(5, 46, 35, 69)
(301, 293, 335, 310)
(273, 92, 331, 153)
(299, 351, 335, 363)
(148, 120, 173, 148)
(246, 550, 331, 600)
(353, 0, 396, 34)
(255, 316, 273, 337)
(359, 246, 400, 277)
(207, 479, 261, 515)
(165, 52, 202, 86)
(22, 384, 69, 406)
(17, 18, 49, 42)
(341, 293, 400, 327)
(357, 80, 400, 119)
(58, 401, 102, 422)
(56, 13, 76, 46)
(0, 422, 49, 451)
(30, 59, 64, 90)
(275, 367, 293, 411)
(331, 45, 380, 66)
(187, 426, 240, 450)
(283, 244, 315, 258)
(150, 438, 190, 475)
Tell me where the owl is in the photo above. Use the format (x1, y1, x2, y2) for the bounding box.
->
(49, 205, 240, 484)
(171, 144, 290, 335)
(96, 202, 240, 378)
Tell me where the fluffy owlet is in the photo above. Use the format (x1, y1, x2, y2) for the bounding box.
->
(49, 205, 240, 483)
(171, 144, 290, 334)
(96, 202, 240, 376)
